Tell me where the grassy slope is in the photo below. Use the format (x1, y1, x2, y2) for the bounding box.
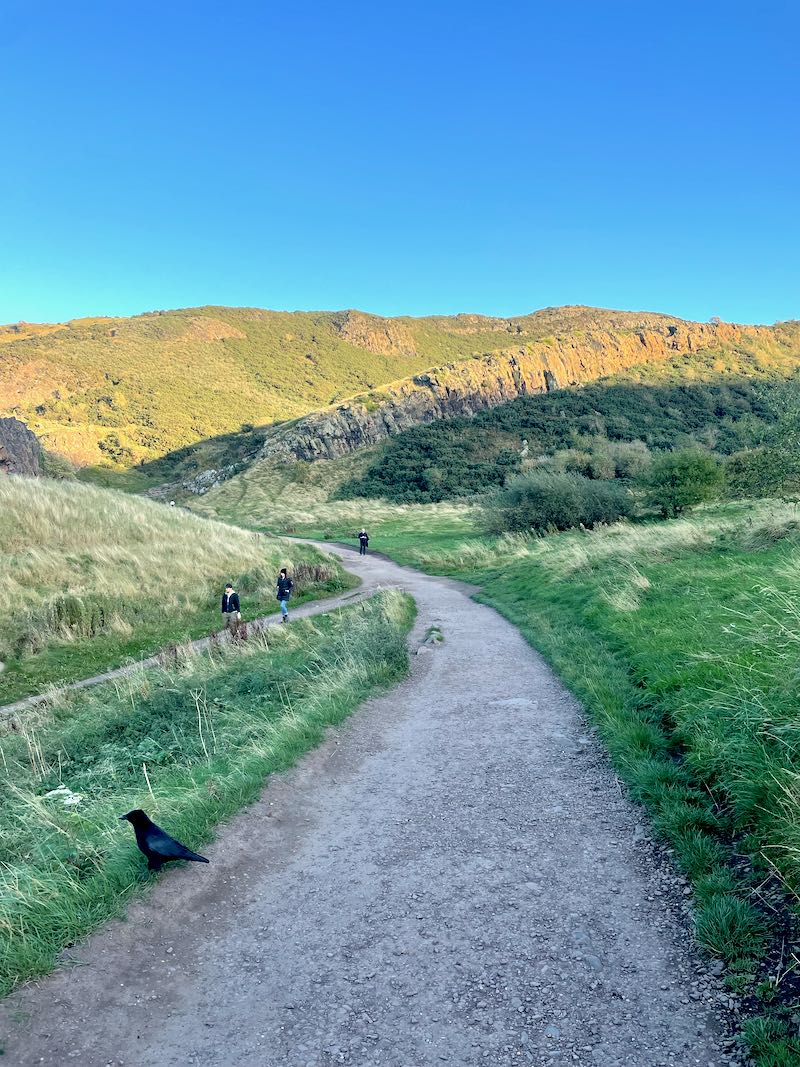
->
(5, 304, 798, 487)
(0, 478, 355, 703)
(188, 450, 480, 553)
(0, 588, 414, 996)
(189, 325, 800, 519)
(0, 305, 568, 474)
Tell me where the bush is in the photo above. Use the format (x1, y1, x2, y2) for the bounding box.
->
(645, 449, 723, 518)
(610, 440, 652, 479)
(550, 440, 652, 482)
(725, 447, 800, 499)
(485, 471, 633, 534)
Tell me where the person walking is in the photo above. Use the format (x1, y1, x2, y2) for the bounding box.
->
(221, 583, 241, 638)
(277, 567, 294, 622)
(358, 528, 369, 556)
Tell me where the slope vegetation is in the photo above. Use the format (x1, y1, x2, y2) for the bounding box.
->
(5, 304, 799, 483)
(0, 477, 350, 701)
(338, 376, 778, 502)
(0, 305, 591, 471)
(256, 317, 800, 463)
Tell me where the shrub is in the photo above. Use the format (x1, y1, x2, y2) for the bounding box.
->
(645, 449, 723, 518)
(485, 471, 633, 534)
(724, 447, 799, 499)
(610, 440, 652, 479)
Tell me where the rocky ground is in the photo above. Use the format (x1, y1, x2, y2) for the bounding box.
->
(0, 545, 747, 1066)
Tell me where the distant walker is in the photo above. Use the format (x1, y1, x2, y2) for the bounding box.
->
(358, 528, 369, 556)
(221, 582, 241, 638)
(277, 567, 294, 622)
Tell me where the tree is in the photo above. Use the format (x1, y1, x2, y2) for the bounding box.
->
(646, 449, 723, 518)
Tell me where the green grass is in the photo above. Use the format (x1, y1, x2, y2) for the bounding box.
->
(0, 588, 414, 996)
(0, 478, 356, 702)
(190, 456, 479, 559)
(743, 1017, 800, 1066)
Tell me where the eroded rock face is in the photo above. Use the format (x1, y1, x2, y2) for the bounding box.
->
(259, 320, 764, 462)
(0, 417, 41, 476)
(333, 310, 418, 358)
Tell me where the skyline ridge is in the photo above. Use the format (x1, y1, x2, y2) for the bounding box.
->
(2, 300, 797, 331)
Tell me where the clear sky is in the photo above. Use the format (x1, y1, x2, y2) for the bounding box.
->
(1, 1, 798, 325)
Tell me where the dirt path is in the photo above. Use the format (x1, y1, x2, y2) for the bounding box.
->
(0, 544, 740, 1067)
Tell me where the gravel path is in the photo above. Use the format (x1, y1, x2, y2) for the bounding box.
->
(0, 544, 740, 1067)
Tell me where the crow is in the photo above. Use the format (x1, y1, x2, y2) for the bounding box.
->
(119, 809, 210, 871)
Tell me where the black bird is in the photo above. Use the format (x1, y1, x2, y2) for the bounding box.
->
(120, 809, 210, 871)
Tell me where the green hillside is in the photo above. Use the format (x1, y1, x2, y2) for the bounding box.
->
(6, 303, 795, 480)
(0, 305, 604, 473)
(337, 376, 780, 502)
(0, 477, 351, 701)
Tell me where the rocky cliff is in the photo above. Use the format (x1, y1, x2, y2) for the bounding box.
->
(258, 319, 772, 462)
(0, 417, 41, 475)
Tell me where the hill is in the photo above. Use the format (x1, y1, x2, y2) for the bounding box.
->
(4, 304, 799, 486)
(335, 376, 780, 503)
(0, 477, 350, 701)
(0, 304, 613, 474)
(254, 317, 800, 465)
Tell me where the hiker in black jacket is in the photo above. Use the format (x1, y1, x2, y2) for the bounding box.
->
(221, 583, 241, 637)
(358, 528, 369, 556)
(277, 568, 294, 622)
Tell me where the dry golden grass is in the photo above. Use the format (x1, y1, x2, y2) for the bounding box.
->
(0, 477, 338, 675)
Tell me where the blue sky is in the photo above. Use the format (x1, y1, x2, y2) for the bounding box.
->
(1, 1, 798, 324)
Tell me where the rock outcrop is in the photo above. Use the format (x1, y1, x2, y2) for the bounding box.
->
(258, 319, 766, 462)
(0, 417, 41, 475)
(333, 310, 418, 358)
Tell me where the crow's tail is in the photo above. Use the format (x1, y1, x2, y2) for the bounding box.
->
(186, 849, 210, 864)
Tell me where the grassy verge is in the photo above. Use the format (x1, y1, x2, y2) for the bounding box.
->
(0, 589, 414, 996)
(0, 477, 357, 702)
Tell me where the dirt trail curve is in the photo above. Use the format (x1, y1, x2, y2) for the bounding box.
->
(1, 544, 739, 1067)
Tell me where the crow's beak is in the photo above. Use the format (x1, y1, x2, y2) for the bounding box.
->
(118, 815, 127, 821)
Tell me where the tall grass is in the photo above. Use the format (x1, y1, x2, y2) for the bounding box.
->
(0, 588, 414, 996)
(0, 478, 352, 701)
